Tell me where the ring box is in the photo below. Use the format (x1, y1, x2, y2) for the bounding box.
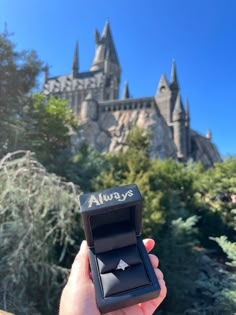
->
(79, 184, 160, 314)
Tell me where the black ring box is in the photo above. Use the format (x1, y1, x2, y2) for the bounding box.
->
(79, 184, 160, 314)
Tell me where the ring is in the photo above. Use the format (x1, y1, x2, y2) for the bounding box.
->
(116, 259, 130, 271)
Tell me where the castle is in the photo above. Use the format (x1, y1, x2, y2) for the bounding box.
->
(42, 21, 221, 168)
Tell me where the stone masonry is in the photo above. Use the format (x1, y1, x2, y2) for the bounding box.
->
(42, 21, 222, 168)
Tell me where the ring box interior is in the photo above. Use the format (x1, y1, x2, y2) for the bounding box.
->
(79, 184, 160, 314)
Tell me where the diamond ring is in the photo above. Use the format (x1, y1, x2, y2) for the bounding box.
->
(116, 259, 130, 271)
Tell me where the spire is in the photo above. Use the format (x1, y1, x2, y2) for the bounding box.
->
(206, 129, 212, 140)
(72, 41, 79, 77)
(173, 92, 184, 119)
(170, 60, 179, 90)
(185, 97, 190, 120)
(102, 20, 111, 37)
(43, 64, 49, 84)
(94, 29, 100, 45)
(122, 81, 130, 99)
(90, 21, 120, 71)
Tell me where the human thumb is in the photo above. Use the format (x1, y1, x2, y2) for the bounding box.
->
(67, 240, 90, 285)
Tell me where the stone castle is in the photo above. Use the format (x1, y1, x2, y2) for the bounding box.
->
(42, 21, 221, 168)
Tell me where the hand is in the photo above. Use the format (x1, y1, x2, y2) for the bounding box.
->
(59, 239, 167, 315)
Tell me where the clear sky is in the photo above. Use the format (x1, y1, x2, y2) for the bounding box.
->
(1, 0, 236, 157)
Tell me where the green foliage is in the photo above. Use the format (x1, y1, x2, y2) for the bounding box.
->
(70, 143, 107, 192)
(0, 31, 42, 156)
(22, 94, 77, 174)
(126, 126, 151, 155)
(211, 236, 236, 267)
(0, 35, 236, 314)
(0, 151, 82, 315)
(196, 157, 236, 248)
(93, 130, 236, 315)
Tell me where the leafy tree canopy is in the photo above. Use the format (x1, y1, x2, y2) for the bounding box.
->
(0, 31, 42, 156)
(22, 94, 78, 174)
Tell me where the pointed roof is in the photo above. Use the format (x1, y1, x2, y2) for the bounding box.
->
(90, 21, 120, 71)
(185, 97, 190, 119)
(43, 64, 49, 83)
(170, 60, 179, 89)
(173, 92, 184, 114)
(122, 81, 130, 99)
(159, 73, 169, 86)
(72, 41, 79, 75)
(156, 73, 170, 96)
(206, 129, 212, 140)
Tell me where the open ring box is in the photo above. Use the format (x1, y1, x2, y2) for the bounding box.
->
(79, 184, 160, 314)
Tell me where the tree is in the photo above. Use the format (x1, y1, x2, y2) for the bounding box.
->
(93, 129, 236, 314)
(22, 94, 78, 174)
(195, 157, 236, 249)
(0, 30, 42, 156)
(0, 151, 82, 315)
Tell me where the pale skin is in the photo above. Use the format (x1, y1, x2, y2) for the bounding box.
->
(59, 239, 167, 315)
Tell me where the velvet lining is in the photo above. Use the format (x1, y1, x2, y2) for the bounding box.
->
(97, 245, 142, 273)
(101, 264, 150, 297)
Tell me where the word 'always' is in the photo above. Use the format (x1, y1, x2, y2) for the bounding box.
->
(88, 189, 134, 208)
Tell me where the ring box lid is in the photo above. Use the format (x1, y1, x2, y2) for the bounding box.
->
(79, 184, 143, 249)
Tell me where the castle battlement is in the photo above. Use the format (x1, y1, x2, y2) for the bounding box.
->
(42, 21, 222, 168)
(99, 97, 155, 113)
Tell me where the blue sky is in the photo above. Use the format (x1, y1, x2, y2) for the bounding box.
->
(1, 0, 236, 157)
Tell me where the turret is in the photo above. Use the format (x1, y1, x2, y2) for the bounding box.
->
(170, 60, 179, 90)
(170, 60, 180, 114)
(72, 41, 79, 78)
(206, 129, 212, 140)
(90, 21, 121, 100)
(80, 93, 98, 122)
(122, 81, 130, 99)
(155, 74, 172, 123)
(185, 97, 190, 126)
(185, 98, 191, 155)
(172, 93, 187, 159)
(43, 64, 49, 84)
(90, 21, 120, 74)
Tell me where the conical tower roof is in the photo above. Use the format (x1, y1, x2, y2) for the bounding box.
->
(72, 41, 79, 76)
(122, 81, 130, 99)
(156, 73, 170, 95)
(173, 92, 185, 118)
(206, 129, 212, 140)
(185, 97, 190, 120)
(90, 21, 120, 71)
(170, 60, 179, 90)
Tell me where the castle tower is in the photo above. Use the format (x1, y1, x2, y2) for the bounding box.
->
(90, 21, 121, 100)
(122, 81, 130, 99)
(170, 61, 180, 114)
(72, 41, 79, 78)
(185, 98, 191, 156)
(206, 129, 212, 140)
(173, 93, 187, 159)
(80, 92, 98, 122)
(155, 74, 172, 123)
(43, 64, 49, 84)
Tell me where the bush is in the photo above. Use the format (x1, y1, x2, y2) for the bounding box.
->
(0, 151, 82, 315)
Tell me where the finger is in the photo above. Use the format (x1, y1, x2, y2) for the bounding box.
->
(143, 238, 155, 253)
(158, 279, 167, 300)
(148, 254, 159, 268)
(67, 240, 90, 285)
(155, 268, 164, 281)
(139, 277, 167, 313)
